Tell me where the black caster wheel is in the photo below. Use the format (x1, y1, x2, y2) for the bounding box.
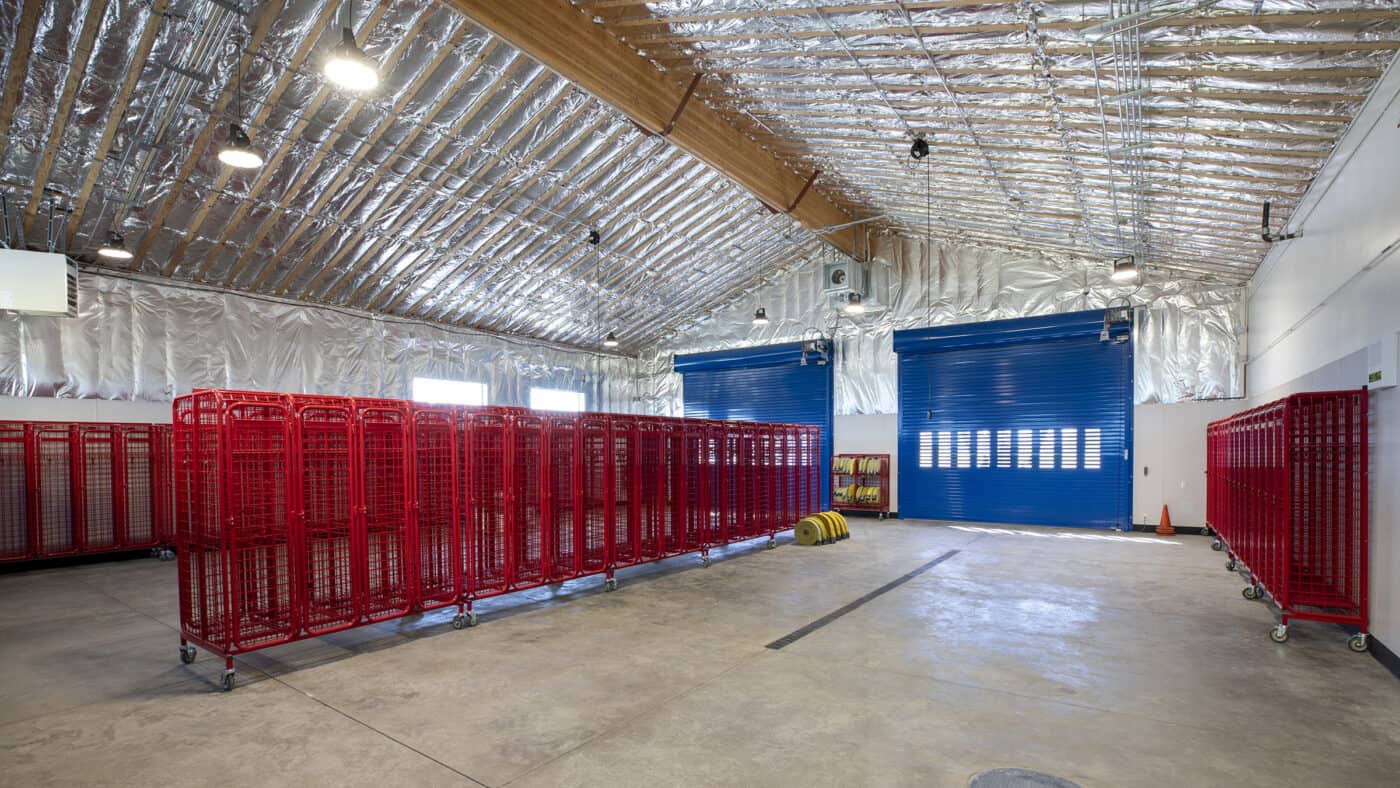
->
(179, 644, 196, 664)
(1225, 559, 1236, 572)
(1348, 634, 1369, 653)
(766, 539, 776, 550)
(466, 612, 479, 627)
(162, 550, 176, 561)
(1210, 539, 1223, 552)
(452, 614, 467, 630)
(1269, 625, 1289, 644)
(221, 671, 235, 692)
(1242, 586, 1260, 600)
(604, 578, 617, 592)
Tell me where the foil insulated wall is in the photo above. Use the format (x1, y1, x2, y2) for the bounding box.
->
(638, 236, 1244, 415)
(0, 269, 639, 409)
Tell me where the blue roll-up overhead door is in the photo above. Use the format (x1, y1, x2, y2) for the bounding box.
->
(674, 342, 834, 509)
(894, 311, 1133, 529)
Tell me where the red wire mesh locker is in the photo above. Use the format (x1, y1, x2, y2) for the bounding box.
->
(509, 413, 548, 590)
(411, 405, 459, 611)
(720, 424, 741, 543)
(32, 423, 77, 557)
(610, 416, 640, 568)
(0, 422, 30, 560)
(292, 397, 359, 636)
(1205, 390, 1369, 648)
(75, 424, 120, 553)
(176, 390, 297, 661)
(579, 415, 611, 574)
(703, 423, 725, 545)
(353, 399, 412, 622)
(781, 426, 800, 528)
(677, 421, 708, 552)
(119, 425, 163, 550)
(545, 414, 581, 581)
(733, 425, 757, 540)
(803, 426, 821, 516)
(754, 425, 776, 539)
(635, 418, 669, 560)
(464, 410, 509, 598)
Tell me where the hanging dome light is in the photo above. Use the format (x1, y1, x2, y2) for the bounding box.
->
(218, 123, 263, 169)
(909, 135, 930, 160)
(97, 230, 133, 261)
(844, 293, 866, 315)
(603, 331, 619, 348)
(752, 307, 770, 326)
(1110, 255, 1138, 283)
(324, 26, 379, 91)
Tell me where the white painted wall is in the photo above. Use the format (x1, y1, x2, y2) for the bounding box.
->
(1132, 400, 1242, 529)
(834, 414, 899, 512)
(0, 395, 170, 423)
(1244, 54, 1400, 653)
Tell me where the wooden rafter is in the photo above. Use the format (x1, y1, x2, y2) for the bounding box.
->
(446, 0, 860, 258)
(0, 0, 44, 169)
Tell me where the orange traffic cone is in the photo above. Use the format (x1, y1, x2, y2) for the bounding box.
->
(1156, 504, 1176, 536)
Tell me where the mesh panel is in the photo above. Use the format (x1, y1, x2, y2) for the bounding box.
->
(0, 423, 28, 559)
(511, 415, 546, 588)
(547, 416, 579, 580)
(580, 417, 610, 571)
(611, 418, 638, 567)
(78, 425, 118, 550)
(413, 406, 459, 610)
(297, 401, 358, 635)
(358, 401, 410, 620)
(469, 413, 508, 596)
(122, 426, 158, 547)
(34, 425, 74, 555)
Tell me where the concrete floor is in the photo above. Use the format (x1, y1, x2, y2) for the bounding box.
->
(1, 521, 1398, 787)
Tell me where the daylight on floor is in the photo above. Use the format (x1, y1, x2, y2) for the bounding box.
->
(1, 1, 1397, 786)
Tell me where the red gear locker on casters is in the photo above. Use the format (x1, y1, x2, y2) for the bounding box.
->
(292, 396, 360, 637)
(545, 414, 581, 583)
(509, 412, 549, 590)
(355, 399, 412, 623)
(1206, 389, 1369, 651)
(1, 422, 31, 560)
(411, 404, 460, 613)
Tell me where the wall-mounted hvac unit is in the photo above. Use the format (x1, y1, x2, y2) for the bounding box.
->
(823, 258, 890, 314)
(0, 249, 78, 317)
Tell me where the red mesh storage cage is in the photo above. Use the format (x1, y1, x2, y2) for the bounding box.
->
(411, 405, 459, 611)
(76, 424, 119, 552)
(546, 414, 580, 581)
(510, 413, 548, 589)
(803, 426, 821, 515)
(579, 415, 611, 573)
(119, 425, 162, 549)
(704, 423, 726, 545)
(33, 423, 76, 556)
(735, 425, 758, 540)
(720, 425, 741, 543)
(465, 410, 509, 598)
(635, 418, 668, 560)
(0, 422, 30, 560)
(610, 416, 639, 568)
(754, 426, 776, 539)
(678, 422, 708, 552)
(354, 399, 411, 622)
(1205, 389, 1369, 648)
(293, 397, 359, 636)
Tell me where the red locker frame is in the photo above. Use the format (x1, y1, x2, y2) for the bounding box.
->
(1205, 389, 1369, 651)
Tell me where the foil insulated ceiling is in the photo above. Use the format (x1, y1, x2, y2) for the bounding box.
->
(0, 0, 822, 355)
(584, 0, 1400, 283)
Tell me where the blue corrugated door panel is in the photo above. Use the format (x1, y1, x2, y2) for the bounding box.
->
(895, 312, 1133, 529)
(675, 344, 834, 511)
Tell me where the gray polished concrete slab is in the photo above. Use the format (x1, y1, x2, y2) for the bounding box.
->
(0, 521, 1396, 787)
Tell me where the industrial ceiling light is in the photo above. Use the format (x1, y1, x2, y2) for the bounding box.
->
(219, 34, 263, 169)
(1110, 255, 1138, 283)
(218, 123, 263, 169)
(909, 135, 930, 160)
(324, 2, 379, 92)
(603, 331, 619, 348)
(97, 230, 133, 261)
(844, 293, 866, 315)
(587, 229, 601, 245)
(752, 307, 769, 326)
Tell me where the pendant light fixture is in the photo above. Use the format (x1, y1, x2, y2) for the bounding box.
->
(97, 230, 133, 261)
(1110, 255, 1138, 283)
(324, 1, 380, 92)
(603, 331, 619, 348)
(845, 292, 865, 315)
(218, 34, 263, 169)
(752, 307, 770, 326)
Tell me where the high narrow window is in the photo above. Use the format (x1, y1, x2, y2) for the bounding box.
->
(976, 430, 991, 468)
(1017, 429, 1032, 469)
(1084, 428, 1102, 469)
(1061, 428, 1078, 469)
(1038, 429, 1055, 469)
(412, 377, 486, 406)
(956, 431, 971, 468)
(938, 431, 952, 468)
(530, 387, 586, 412)
(996, 430, 1011, 468)
(918, 432, 933, 468)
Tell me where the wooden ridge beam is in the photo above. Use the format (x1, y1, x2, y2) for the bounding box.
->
(0, 0, 45, 176)
(446, 0, 860, 259)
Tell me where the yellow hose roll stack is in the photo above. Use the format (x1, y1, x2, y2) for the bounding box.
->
(793, 511, 851, 546)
